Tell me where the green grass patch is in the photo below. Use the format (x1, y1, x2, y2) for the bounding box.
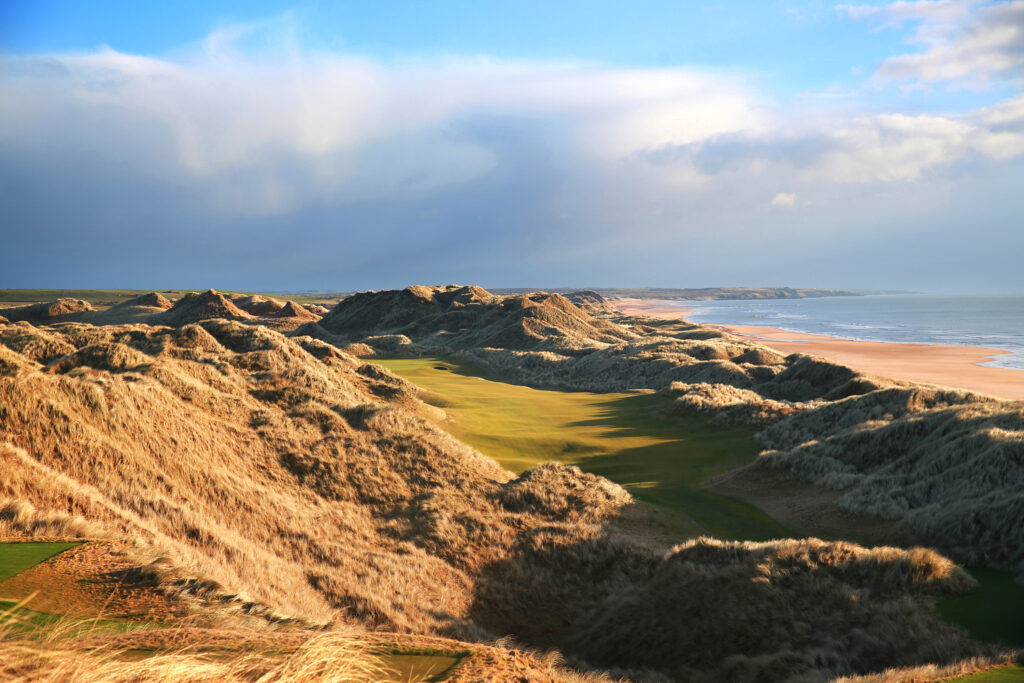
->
(951, 665, 1024, 682)
(0, 600, 157, 638)
(376, 357, 791, 541)
(939, 568, 1024, 648)
(0, 542, 81, 583)
(377, 358, 1024, 649)
(380, 648, 469, 682)
(0, 289, 155, 305)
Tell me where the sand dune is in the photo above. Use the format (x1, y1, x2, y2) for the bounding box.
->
(315, 286, 1024, 580)
(613, 300, 1024, 401)
(0, 313, 998, 680)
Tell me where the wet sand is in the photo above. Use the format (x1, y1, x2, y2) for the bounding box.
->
(612, 299, 1024, 401)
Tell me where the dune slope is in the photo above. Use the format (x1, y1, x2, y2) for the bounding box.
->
(311, 285, 1024, 579)
(0, 317, 996, 680)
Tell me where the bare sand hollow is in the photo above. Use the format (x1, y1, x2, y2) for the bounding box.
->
(613, 299, 1024, 401)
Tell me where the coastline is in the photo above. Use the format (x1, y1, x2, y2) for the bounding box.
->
(612, 299, 1024, 401)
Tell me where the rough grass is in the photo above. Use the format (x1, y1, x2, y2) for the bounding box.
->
(326, 286, 1024, 583)
(0, 319, 995, 681)
(0, 289, 335, 308)
(0, 605, 386, 683)
(376, 357, 790, 540)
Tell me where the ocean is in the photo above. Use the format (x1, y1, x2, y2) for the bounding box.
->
(668, 294, 1024, 370)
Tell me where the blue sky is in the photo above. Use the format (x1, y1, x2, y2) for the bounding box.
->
(0, 0, 1008, 107)
(1, 1, 1022, 291)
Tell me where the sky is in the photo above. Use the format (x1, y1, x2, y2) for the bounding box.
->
(1, 1, 1022, 292)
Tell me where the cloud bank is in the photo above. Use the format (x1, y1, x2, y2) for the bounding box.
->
(843, 0, 1024, 86)
(1, 11, 1022, 292)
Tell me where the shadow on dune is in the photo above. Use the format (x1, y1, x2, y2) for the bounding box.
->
(467, 525, 989, 682)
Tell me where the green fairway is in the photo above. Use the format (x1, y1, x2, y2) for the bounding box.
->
(0, 542, 81, 584)
(939, 568, 1024, 648)
(953, 665, 1024, 682)
(376, 357, 791, 541)
(377, 357, 1024, 650)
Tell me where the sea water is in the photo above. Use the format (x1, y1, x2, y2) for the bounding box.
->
(670, 294, 1024, 370)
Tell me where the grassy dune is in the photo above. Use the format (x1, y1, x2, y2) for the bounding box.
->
(376, 357, 791, 540)
(0, 289, 333, 307)
(377, 356, 1024, 664)
(1, 301, 1015, 679)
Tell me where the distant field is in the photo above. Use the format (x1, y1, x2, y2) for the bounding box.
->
(376, 357, 791, 541)
(0, 289, 338, 308)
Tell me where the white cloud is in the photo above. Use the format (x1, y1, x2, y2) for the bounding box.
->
(843, 0, 1024, 87)
(0, 25, 763, 218)
(1, 19, 1023, 293)
(647, 96, 1024, 184)
(841, 0, 974, 26)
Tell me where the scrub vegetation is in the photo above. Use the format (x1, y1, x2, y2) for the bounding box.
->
(1, 285, 1020, 680)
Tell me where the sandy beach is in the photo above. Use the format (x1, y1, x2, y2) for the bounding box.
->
(613, 299, 1024, 401)
(614, 298, 696, 320)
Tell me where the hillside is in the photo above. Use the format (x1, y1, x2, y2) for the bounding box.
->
(307, 285, 1024, 582)
(0, 313, 1005, 680)
(0, 290, 328, 333)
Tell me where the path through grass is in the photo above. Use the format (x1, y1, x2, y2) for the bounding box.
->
(377, 357, 791, 541)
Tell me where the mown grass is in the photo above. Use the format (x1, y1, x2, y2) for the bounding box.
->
(939, 568, 1024, 648)
(376, 357, 791, 541)
(0, 541, 81, 583)
(953, 665, 1024, 682)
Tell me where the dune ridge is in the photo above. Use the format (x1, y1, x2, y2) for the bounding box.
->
(308, 285, 1024, 579)
(0, 311, 1001, 680)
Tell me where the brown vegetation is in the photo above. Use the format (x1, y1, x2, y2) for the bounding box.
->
(0, 314, 996, 680)
(0, 299, 95, 324)
(313, 285, 1024, 580)
(232, 294, 285, 316)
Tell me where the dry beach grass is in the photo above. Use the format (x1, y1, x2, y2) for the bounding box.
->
(0, 287, 1021, 680)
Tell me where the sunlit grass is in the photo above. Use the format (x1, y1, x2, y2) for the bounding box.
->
(378, 356, 1024, 652)
(376, 357, 791, 541)
(0, 541, 81, 583)
(952, 664, 1024, 682)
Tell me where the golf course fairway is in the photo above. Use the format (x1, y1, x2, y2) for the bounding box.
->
(376, 357, 790, 541)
